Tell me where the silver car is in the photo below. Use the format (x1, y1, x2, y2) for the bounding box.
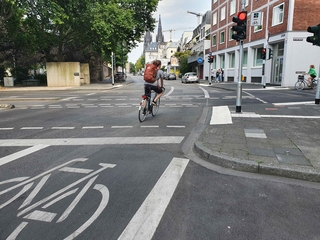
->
(181, 72, 199, 83)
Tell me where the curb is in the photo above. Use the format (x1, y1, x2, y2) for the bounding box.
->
(194, 140, 320, 183)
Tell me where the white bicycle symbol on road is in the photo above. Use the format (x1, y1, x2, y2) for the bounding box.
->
(0, 158, 116, 240)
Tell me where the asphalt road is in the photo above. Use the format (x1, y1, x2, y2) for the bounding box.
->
(1, 76, 320, 240)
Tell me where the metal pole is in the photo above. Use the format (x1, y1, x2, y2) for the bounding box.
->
(209, 62, 212, 85)
(315, 78, 320, 104)
(111, 52, 114, 85)
(236, 40, 244, 113)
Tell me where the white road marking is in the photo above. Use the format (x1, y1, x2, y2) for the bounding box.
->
(243, 91, 268, 104)
(24, 210, 57, 222)
(111, 126, 133, 128)
(140, 125, 159, 128)
(0, 144, 49, 167)
(118, 157, 189, 240)
(59, 167, 93, 174)
(273, 101, 314, 106)
(167, 125, 185, 128)
(199, 87, 210, 98)
(21, 127, 44, 130)
(82, 126, 104, 129)
(163, 86, 174, 97)
(0, 128, 14, 130)
(0, 137, 185, 146)
(6, 222, 28, 240)
(210, 106, 233, 125)
(51, 127, 75, 130)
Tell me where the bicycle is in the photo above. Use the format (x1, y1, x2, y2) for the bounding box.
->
(295, 74, 318, 91)
(138, 88, 163, 122)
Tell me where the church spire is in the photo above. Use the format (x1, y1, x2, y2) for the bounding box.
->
(156, 15, 164, 43)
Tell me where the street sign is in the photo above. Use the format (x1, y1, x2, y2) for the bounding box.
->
(251, 12, 262, 26)
(197, 57, 203, 64)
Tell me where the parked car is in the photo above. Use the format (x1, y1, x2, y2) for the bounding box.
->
(114, 72, 126, 82)
(181, 72, 199, 83)
(167, 73, 176, 80)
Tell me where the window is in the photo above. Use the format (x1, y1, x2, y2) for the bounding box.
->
(230, 0, 236, 16)
(229, 27, 234, 41)
(272, 3, 284, 26)
(220, 55, 225, 68)
(212, 12, 217, 25)
(254, 12, 263, 32)
(212, 35, 217, 46)
(220, 31, 225, 44)
(213, 0, 217, 3)
(221, 6, 226, 21)
(243, 50, 247, 67)
(245, 0, 248, 7)
(229, 52, 235, 68)
(254, 48, 263, 66)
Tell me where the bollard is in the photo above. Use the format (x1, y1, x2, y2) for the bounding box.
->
(315, 78, 320, 104)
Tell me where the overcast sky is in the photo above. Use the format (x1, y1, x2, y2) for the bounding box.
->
(128, 0, 211, 63)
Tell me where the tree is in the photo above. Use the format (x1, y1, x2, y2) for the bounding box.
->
(129, 62, 136, 74)
(1, 0, 159, 67)
(174, 50, 192, 74)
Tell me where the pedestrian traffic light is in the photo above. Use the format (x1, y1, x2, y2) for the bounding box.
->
(231, 11, 247, 41)
(261, 48, 266, 60)
(207, 56, 211, 63)
(306, 24, 320, 46)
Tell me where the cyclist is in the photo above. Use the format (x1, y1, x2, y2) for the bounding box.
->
(144, 59, 164, 106)
(307, 64, 317, 87)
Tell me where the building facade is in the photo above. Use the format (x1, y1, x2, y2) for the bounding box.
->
(208, 0, 320, 86)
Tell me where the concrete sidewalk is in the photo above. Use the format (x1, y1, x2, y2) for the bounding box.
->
(194, 81, 320, 183)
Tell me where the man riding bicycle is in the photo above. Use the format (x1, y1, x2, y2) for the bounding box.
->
(144, 60, 164, 105)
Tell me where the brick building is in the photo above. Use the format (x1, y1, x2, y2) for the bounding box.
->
(208, 0, 320, 86)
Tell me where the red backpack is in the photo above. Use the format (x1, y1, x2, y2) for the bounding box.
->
(144, 63, 157, 83)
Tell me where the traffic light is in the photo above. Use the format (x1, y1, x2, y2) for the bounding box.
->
(306, 24, 320, 46)
(208, 55, 214, 63)
(207, 56, 211, 63)
(268, 48, 273, 60)
(261, 48, 266, 60)
(231, 11, 247, 41)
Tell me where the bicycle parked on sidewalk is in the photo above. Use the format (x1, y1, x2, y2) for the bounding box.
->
(138, 88, 163, 122)
(295, 74, 317, 91)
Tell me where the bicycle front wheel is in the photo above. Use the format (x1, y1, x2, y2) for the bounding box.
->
(152, 98, 160, 116)
(295, 81, 305, 91)
(138, 100, 147, 122)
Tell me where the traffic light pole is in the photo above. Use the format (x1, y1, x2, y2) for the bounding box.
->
(236, 40, 244, 113)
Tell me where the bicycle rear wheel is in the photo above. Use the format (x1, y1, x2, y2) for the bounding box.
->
(295, 80, 305, 91)
(138, 100, 147, 122)
(152, 98, 160, 116)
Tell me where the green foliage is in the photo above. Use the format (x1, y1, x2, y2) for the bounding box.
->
(174, 50, 192, 75)
(0, 0, 159, 72)
(129, 62, 136, 74)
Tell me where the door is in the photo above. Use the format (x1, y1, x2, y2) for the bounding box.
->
(272, 57, 283, 85)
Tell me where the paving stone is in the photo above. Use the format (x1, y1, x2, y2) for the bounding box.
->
(276, 154, 311, 166)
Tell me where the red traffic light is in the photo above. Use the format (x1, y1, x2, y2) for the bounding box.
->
(238, 11, 247, 21)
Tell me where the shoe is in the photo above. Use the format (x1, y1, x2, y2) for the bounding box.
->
(143, 109, 146, 115)
(152, 100, 157, 106)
